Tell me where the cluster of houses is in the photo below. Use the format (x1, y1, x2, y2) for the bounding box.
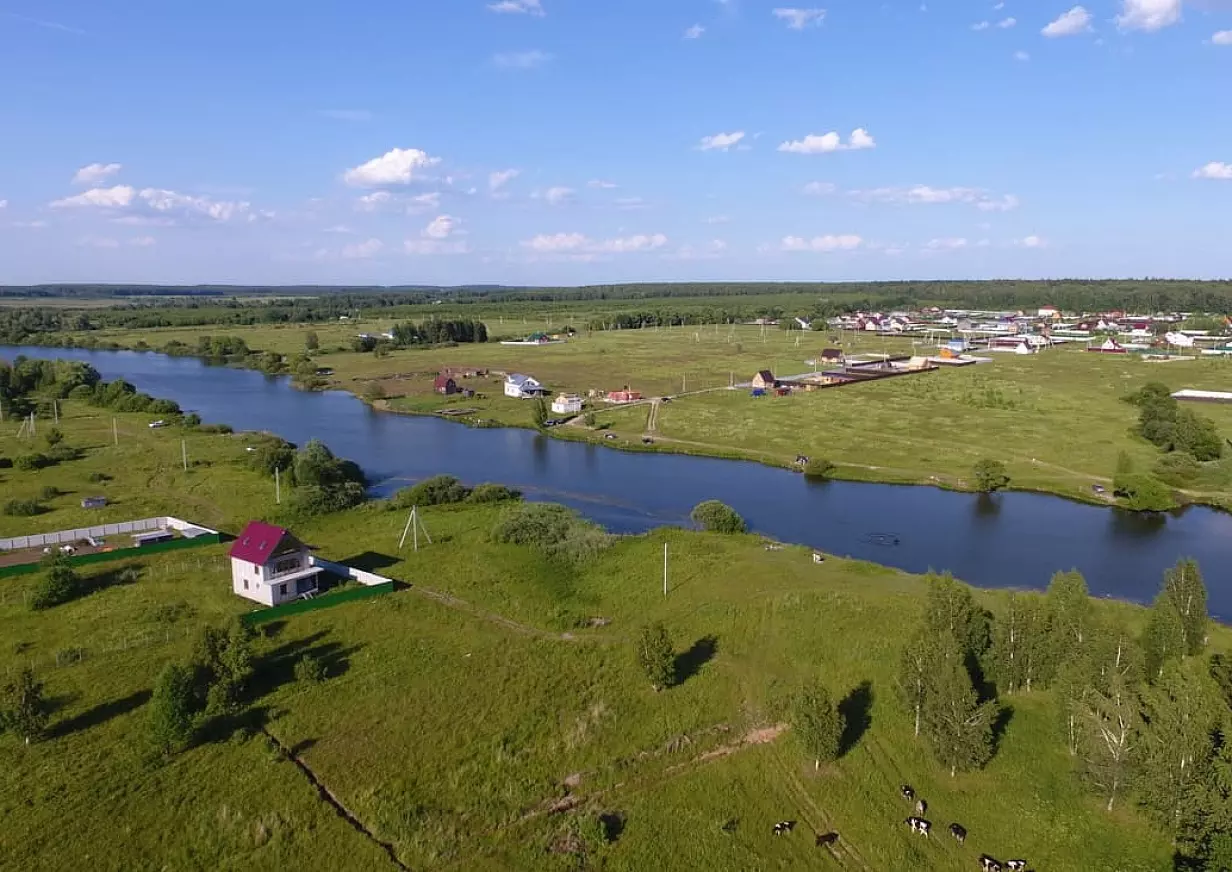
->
(749, 354, 938, 397)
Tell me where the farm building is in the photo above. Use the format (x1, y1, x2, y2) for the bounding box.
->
(229, 521, 322, 607)
(1088, 338, 1127, 354)
(752, 370, 777, 390)
(820, 348, 844, 364)
(504, 374, 548, 399)
(1172, 389, 1232, 404)
(552, 394, 583, 415)
(607, 389, 643, 404)
(433, 375, 460, 395)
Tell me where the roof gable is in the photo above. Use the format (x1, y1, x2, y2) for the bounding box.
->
(229, 521, 302, 565)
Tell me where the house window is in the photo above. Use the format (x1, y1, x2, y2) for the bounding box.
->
(273, 555, 301, 576)
(243, 578, 249, 590)
(279, 584, 287, 597)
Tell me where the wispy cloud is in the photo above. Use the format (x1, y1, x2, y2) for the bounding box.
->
(488, 0, 545, 16)
(1116, 0, 1181, 33)
(588, 179, 618, 189)
(492, 50, 552, 69)
(778, 128, 875, 154)
(1042, 6, 1093, 37)
(489, 169, 520, 193)
(780, 234, 862, 252)
(73, 163, 122, 185)
(699, 131, 746, 151)
(1194, 162, 1232, 180)
(320, 109, 373, 122)
(1213, 31, 1232, 45)
(684, 23, 705, 39)
(771, 8, 826, 30)
(3, 12, 86, 35)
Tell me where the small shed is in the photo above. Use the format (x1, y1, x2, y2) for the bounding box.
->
(434, 375, 460, 395)
(752, 370, 777, 390)
(81, 496, 108, 509)
(820, 348, 844, 364)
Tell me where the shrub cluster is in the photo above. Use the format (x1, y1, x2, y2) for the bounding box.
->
(690, 500, 748, 534)
(389, 475, 522, 508)
(491, 503, 613, 564)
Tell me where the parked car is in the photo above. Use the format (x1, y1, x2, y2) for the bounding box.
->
(148, 420, 166, 428)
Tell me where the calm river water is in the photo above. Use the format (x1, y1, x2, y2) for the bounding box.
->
(5, 346, 1232, 617)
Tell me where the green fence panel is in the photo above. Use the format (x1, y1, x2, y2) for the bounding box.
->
(0, 533, 223, 579)
(241, 582, 396, 626)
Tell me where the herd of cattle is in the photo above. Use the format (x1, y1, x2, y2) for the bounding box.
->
(769, 784, 1031, 870)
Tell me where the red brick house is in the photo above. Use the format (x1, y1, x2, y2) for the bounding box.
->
(434, 375, 460, 395)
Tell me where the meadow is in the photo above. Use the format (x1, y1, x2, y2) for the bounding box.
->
(1, 403, 1226, 870)
(46, 318, 1232, 509)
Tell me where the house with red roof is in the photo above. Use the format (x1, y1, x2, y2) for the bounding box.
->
(228, 521, 321, 606)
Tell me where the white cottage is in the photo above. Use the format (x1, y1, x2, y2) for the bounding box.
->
(229, 521, 321, 606)
(504, 373, 547, 399)
(551, 394, 583, 415)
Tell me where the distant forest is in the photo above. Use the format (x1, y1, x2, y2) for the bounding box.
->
(2, 280, 1232, 345)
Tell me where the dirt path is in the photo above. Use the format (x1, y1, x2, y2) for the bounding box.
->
(771, 753, 874, 871)
(409, 583, 585, 641)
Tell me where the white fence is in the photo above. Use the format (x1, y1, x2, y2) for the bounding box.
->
(310, 556, 395, 588)
(0, 516, 219, 552)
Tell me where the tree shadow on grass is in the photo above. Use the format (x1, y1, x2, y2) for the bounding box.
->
(338, 552, 400, 573)
(838, 680, 874, 757)
(246, 630, 363, 702)
(673, 636, 718, 686)
(990, 704, 1014, 758)
(48, 689, 151, 739)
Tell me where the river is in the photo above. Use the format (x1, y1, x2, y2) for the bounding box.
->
(5, 346, 1232, 617)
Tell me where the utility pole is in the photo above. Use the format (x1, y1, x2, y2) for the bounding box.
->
(275, 467, 281, 504)
(663, 543, 669, 597)
(181, 439, 188, 471)
(112, 417, 118, 446)
(52, 400, 58, 425)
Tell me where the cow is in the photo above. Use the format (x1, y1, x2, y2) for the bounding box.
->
(901, 785, 915, 801)
(1006, 862, 1027, 872)
(772, 821, 795, 836)
(948, 823, 967, 844)
(915, 799, 927, 816)
(815, 832, 839, 847)
(905, 817, 931, 837)
(979, 855, 1003, 872)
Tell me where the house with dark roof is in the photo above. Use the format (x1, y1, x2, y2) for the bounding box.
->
(751, 370, 777, 390)
(228, 521, 321, 606)
(433, 375, 460, 395)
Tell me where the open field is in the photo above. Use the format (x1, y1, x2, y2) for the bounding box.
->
(1, 404, 1228, 870)
(36, 321, 1232, 508)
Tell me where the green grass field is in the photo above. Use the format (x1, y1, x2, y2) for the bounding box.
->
(1, 405, 1226, 870)
(52, 320, 1232, 508)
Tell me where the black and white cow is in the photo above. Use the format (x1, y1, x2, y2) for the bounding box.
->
(815, 832, 839, 847)
(905, 817, 931, 837)
(1006, 861, 1027, 872)
(915, 798, 928, 816)
(979, 855, 1003, 872)
(948, 823, 967, 844)
(772, 820, 795, 836)
(901, 785, 915, 801)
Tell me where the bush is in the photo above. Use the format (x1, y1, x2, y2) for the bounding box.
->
(44, 428, 64, 447)
(14, 453, 47, 471)
(46, 444, 81, 464)
(972, 459, 1010, 493)
(466, 483, 522, 504)
(636, 623, 675, 691)
(392, 475, 471, 507)
(4, 498, 46, 516)
(37, 485, 62, 500)
(87, 472, 111, 483)
(1153, 452, 1202, 487)
(289, 482, 367, 516)
(29, 556, 80, 610)
(690, 500, 748, 534)
(803, 457, 835, 479)
(147, 662, 197, 755)
(1173, 409, 1223, 461)
(362, 382, 385, 401)
(0, 456, 10, 469)
(294, 653, 327, 684)
(492, 503, 612, 563)
(1113, 473, 1175, 512)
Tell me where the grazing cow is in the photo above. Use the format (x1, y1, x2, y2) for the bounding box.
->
(915, 799, 927, 816)
(948, 823, 967, 844)
(905, 817, 931, 837)
(772, 821, 795, 836)
(901, 785, 915, 801)
(815, 832, 839, 847)
(1006, 862, 1026, 872)
(979, 855, 1003, 872)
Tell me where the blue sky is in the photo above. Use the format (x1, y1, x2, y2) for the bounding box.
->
(0, 0, 1229, 285)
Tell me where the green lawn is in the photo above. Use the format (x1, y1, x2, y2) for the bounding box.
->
(1, 412, 1224, 870)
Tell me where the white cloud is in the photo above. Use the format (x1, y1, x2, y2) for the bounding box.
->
(489, 169, 520, 192)
(488, 0, 544, 15)
(778, 128, 876, 154)
(802, 181, 838, 195)
(341, 238, 384, 259)
(492, 50, 552, 69)
(129, 236, 156, 247)
(323, 225, 354, 234)
(704, 215, 731, 224)
(925, 237, 969, 250)
(588, 179, 618, 189)
(522, 232, 667, 254)
(998, 17, 1017, 28)
(73, 162, 122, 185)
(699, 131, 746, 151)
(1194, 162, 1232, 180)
(424, 215, 460, 239)
(355, 191, 392, 211)
(772, 8, 826, 29)
(670, 240, 728, 260)
(541, 186, 575, 205)
(780, 234, 862, 252)
(1116, 0, 1181, 32)
(408, 192, 442, 212)
(1019, 235, 1046, 248)
(977, 194, 1021, 212)
(12, 219, 49, 229)
(1014, 50, 1031, 60)
(343, 148, 440, 187)
(1042, 6, 1093, 37)
(1213, 30, 1232, 45)
(139, 188, 249, 221)
(0, 199, 6, 209)
(51, 185, 136, 209)
(615, 197, 646, 210)
(78, 235, 120, 249)
(973, 20, 991, 30)
(684, 23, 705, 38)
